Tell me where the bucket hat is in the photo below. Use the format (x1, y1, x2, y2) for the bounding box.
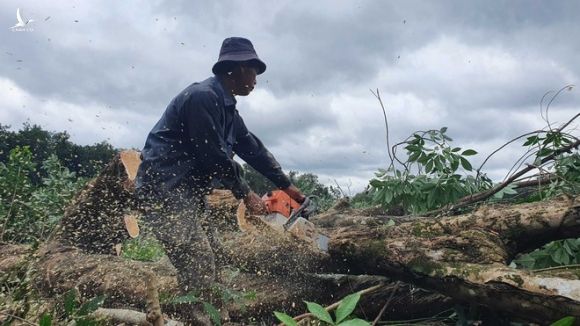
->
(212, 37, 267, 75)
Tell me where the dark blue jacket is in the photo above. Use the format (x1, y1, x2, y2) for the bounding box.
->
(136, 76, 291, 200)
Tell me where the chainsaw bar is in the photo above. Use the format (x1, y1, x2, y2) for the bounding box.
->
(283, 197, 311, 231)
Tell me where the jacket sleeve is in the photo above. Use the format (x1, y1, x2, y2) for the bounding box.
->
(183, 92, 250, 199)
(233, 113, 292, 189)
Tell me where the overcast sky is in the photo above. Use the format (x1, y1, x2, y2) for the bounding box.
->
(1, 0, 579, 194)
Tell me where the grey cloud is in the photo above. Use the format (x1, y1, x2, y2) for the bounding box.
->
(1, 0, 579, 193)
(0, 1, 214, 112)
(238, 92, 338, 147)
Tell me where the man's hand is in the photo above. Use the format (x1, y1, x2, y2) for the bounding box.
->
(282, 184, 306, 204)
(243, 191, 268, 215)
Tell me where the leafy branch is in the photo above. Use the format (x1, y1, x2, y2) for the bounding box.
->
(369, 85, 579, 216)
(369, 126, 488, 214)
(275, 284, 383, 326)
(444, 115, 580, 214)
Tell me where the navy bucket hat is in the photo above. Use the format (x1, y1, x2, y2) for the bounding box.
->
(212, 37, 267, 75)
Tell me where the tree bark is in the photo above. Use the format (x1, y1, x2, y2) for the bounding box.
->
(327, 195, 580, 322)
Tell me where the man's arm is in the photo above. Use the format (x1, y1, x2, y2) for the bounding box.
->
(233, 113, 305, 203)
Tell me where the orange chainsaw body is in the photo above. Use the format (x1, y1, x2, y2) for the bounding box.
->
(256, 190, 329, 252)
(262, 190, 301, 218)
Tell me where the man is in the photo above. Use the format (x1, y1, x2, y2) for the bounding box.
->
(136, 37, 304, 304)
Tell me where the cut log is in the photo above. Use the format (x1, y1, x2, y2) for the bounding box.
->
(328, 196, 580, 322)
(16, 150, 580, 324)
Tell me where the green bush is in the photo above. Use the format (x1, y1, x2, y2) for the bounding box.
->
(0, 146, 85, 243)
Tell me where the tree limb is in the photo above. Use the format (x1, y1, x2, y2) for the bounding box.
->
(424, 138, 580, 216)
(91, 308, 183, 326)
(145, 273, 164, 326)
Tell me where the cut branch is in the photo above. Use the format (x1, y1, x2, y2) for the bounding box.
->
(91, 308, 183, 326)
(423, 138, 580, 216)
(145, 273, 164, 326)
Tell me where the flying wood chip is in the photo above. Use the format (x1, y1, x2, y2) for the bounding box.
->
(120, 150, 141, 182)
(236, 202, 249, 231)
(123, 213, 140, 238)
(114, 243, 122, 256)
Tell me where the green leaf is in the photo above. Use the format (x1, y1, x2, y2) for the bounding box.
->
(461, 149, 477, 156)
(440, 127, 448, 133)
(459, 157, 473, 171)
(523, 136, 539, 146)
(514, 255, 536, 269)
(550, 316, 575, 326)
(425, 160, 434, 174)
(537, 148, 554, 157)
(534, 252, 557, 269)
(563, 241, 575, 256)
(383, 190, 393, 204)
(203, 302, 222, 326)
(335, 292, 361, 323)
(566, 239, 579, 251)
(561, 137, 573, 145)
(168, 292, 200, 304)
(451, 147, 461, 152)
(64, 289, 78, 316)
(427, 191, 435, 208)
(434, 158, 444, 172)
(395, 169, 402, 178)
(305, 301, 334, 324)
(77, 295, 105, 316)
(373, 189, 385, 203)
(417, 153, 428, 164)
(337, 318, 371, 326)
(421, 182, 436, 191)
(274, 312, 298, 326)
(552, 247, 570, 265)
(408, 151, 421, 162)
(405, 145, 420, 152)
(39, 314, 52, 326)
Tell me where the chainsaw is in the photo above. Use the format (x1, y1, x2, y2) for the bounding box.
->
(261, 190, 329, 252)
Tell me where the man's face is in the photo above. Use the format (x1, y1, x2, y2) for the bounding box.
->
(230, 63, 257, 96)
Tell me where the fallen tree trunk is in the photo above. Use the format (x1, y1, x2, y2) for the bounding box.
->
(327, 195, 580, 322)
(8, 150, 578, 324)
